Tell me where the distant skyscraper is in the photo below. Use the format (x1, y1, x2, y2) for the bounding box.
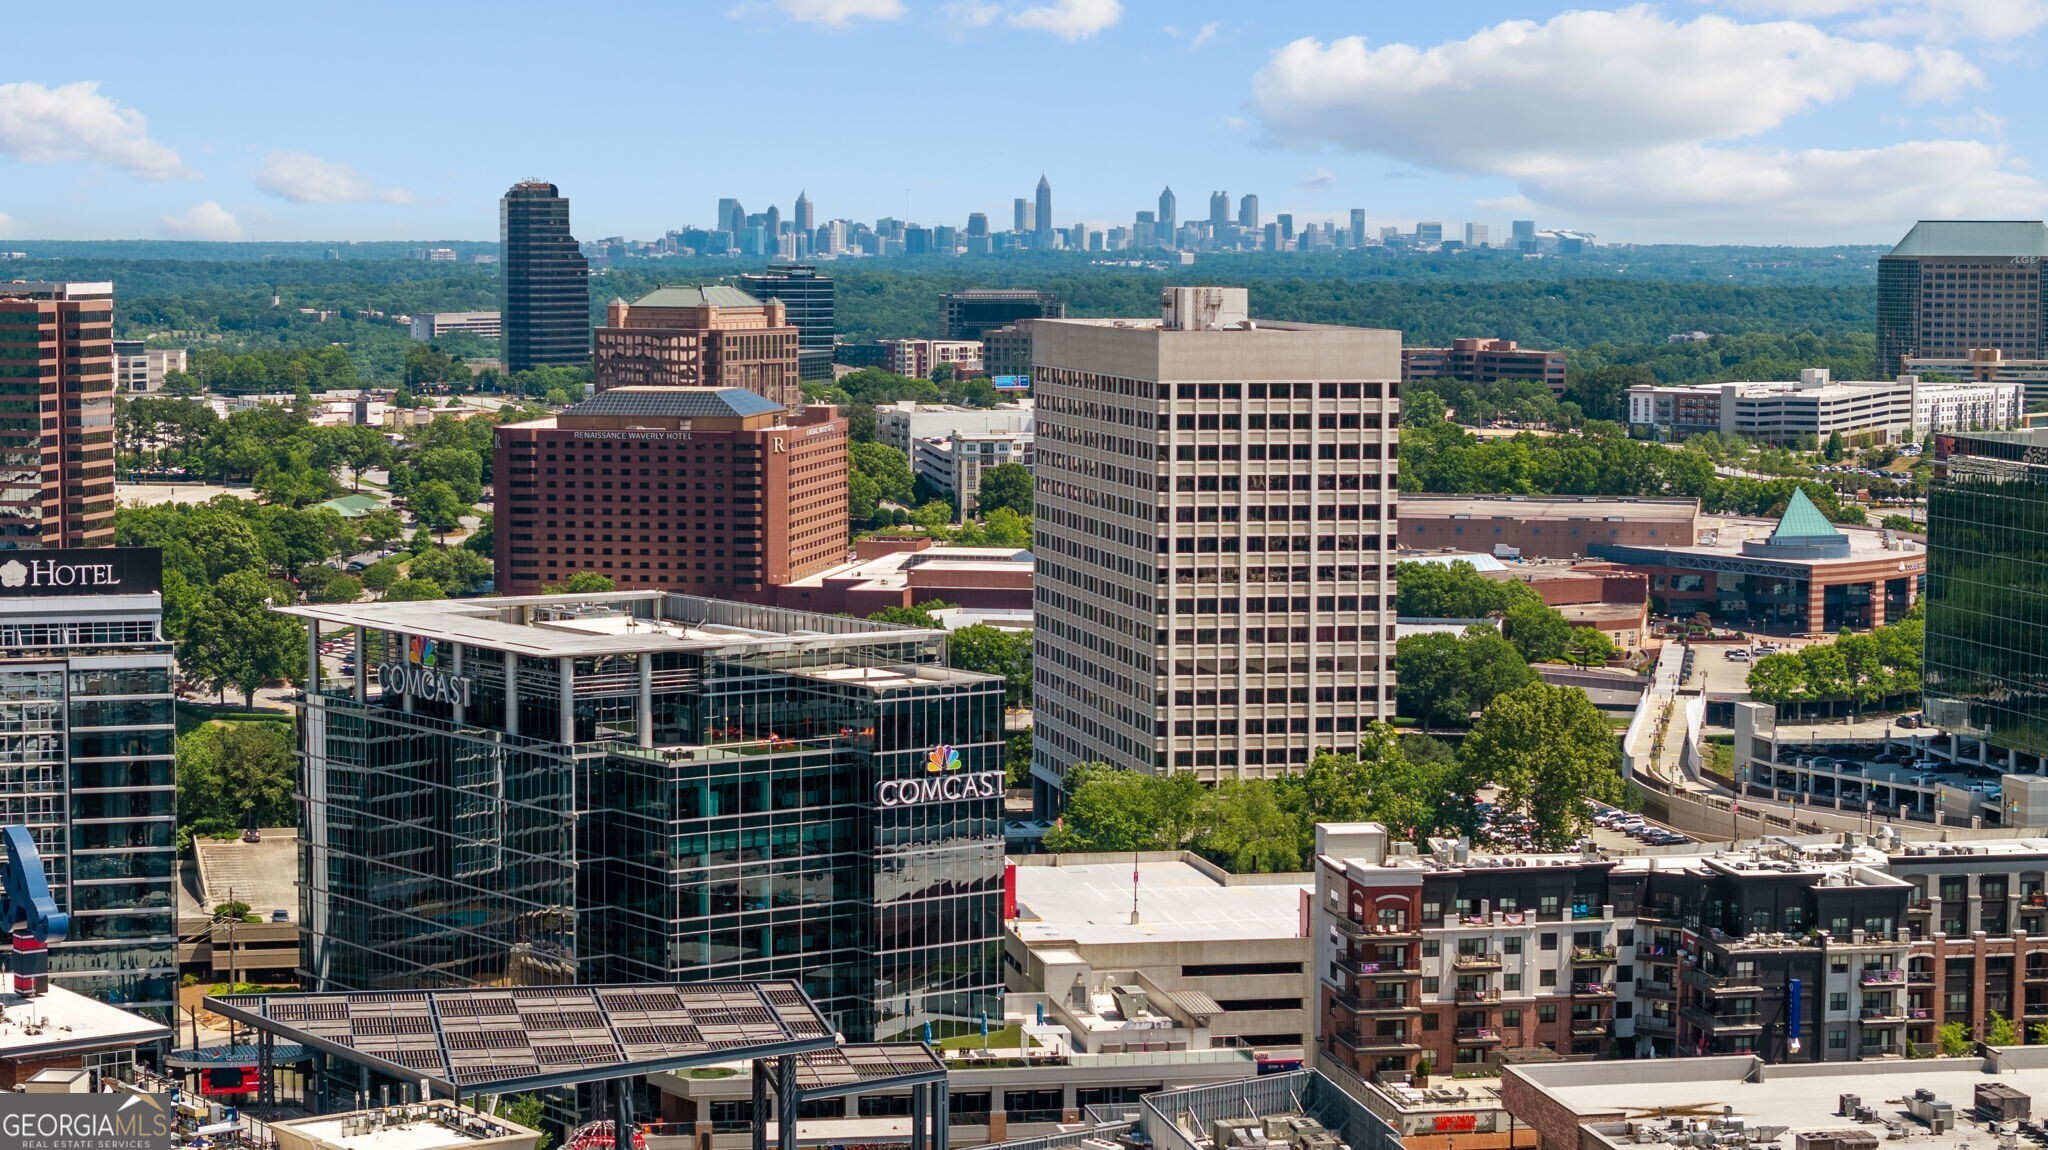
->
(1512, 219, 1537, 247)
(739, 264, 836, 383)
(1034, 175, 1054, 246)
(1416, 221, 1444, 245)
(500, 180, 591, 374)
(1209, 191, 1230, 228)
(1029, 286, 1399, 806)
(765, 204, 782, 237)
(966, 212, 989, 237)
(793, 190, 814, 236)
(1238, 194, 1259, 231)
(1350, 209, 1367, 248)
(1277, 213, 1294, 243)
(1014, 198, 1030, 233)
(1158, 187, 1177, 247)
(1464, 223, 1489, 248)
(1134, 211, 1157, 250)
(718, 197, 746, 237)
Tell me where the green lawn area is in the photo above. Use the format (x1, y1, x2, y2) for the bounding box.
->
(938, 1023, 1035, 1051)
(176, 702, 294, 737)
(1704, 736, 1734, 776)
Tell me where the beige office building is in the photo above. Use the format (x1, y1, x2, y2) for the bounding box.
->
(1029, 287, 1400, 808)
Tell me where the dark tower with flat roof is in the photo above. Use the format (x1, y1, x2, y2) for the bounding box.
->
(500, 180, 590, 374)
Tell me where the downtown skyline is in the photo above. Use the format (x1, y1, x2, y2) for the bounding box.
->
(2, 1, 2046, 246)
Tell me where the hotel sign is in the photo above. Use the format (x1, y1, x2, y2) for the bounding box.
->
(876, 744, 1002, 808)
(378, 636, 473, 706)
(0, 547, 161, 597)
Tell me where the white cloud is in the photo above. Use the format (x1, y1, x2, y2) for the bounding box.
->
(159, 202, 243, 242)
(1709, 0, 2048, 41)
(945, 1, 1001, 27)
(771, 0, 905, 25)
(1009, 0, 1121, 40)
(1190, 21, 1218, 48)
(0, 81, 188, 180)
(1251, 8, 1926, 171)
(255, 152, 412, 205)
(1242, 6, 2042, 238)
(1517, 139, 2042, 237)
(1300, 168, 1336, 190)
(1929, 106, 2005, 136)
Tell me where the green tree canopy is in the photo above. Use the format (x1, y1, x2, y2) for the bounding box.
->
(975, 463, 1033, 517)
(178, 720, 297, 837)
(948, 624, 1031, 708)
(1456, 681, 1624, 847)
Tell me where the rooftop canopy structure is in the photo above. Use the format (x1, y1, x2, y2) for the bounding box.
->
(1741, 488, 1852, 560)
(206, 982, 954, 1150)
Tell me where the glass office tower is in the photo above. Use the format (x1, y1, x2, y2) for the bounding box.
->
(285, 592, 1004, 1041)
(1925, 429, 2048, 760)
(500, 180, 591, 374)
(737, 265, 835, 383)
(0, 548, 176, 1018)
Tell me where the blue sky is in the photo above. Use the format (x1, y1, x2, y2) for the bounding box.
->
(3, 0, 2045, 245)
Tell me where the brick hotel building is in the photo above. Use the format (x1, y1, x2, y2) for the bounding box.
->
(0, 281, 117, 547)
(494, 387, 848, 598)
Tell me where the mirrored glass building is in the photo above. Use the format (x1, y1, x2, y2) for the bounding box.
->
(278, 591, 1004, 1041)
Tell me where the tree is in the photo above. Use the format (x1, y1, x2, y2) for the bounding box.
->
(409, 547, 492, 595)
(314, 424, 392, 490)
(2031, 1021, 2048, 1047)
(868, 602, 946, 629)
(850, 442, 916, 506)
(360, 557, 403, 593)
(1397, 627, 1538, 729)
(1395, 561, 1525, 619)
(545, 571, 616, 593)
(415, 446, 485, 505)
(178, 721, 297, 836)
(1001, 730, 1034, 789)
(949, 625, 1031, 707)
(848, 472, 882, 523)
(975, 463, 1034, 518)
(409, 480, 467, 538)
(1195, 781, 1305, 874)
(309, 573, 363, 603)
(1457, 682, 1624, 847)
(1823, 430, 1845, 462)
(1505, 599, 1573, 663)
(494, 1094, 553, 1150)
(1566, 626, 1618, 666)
(183, 570, 302, 705)
(358, 508, 405, 552)
(383, 577, 445, 601)
(1987, 1011, 2020, 1046)
(1043, 766, 1206, 853)
(1937, 1020, 1973, 1057)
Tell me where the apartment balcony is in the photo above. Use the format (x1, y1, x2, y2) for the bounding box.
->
(1860, 1007, 1907, 1024)
(1908, 1007, 1933, 1021)
(1331, 990, 1420, 1015)
(1906, 900, 1932, 917)
(1332, 957, 1422, 980)
(1636, 1014, 1676, 1034)
(1452, 952, 1503, 972)
(1336, 915, 1422, 941)
(2025, 893, 2047, 909)
(1334, 1031, 1422, 1056)
(1572, 982, 1617, 998)
(2024, 1000, 2048, 1018)
(1454, 1027, 1503, 1045)
(1454, 987, 1501, 1005)
(1859, 969, 1906, 987)
(1638, 940, 1679, 962)
(2025, 967, 2048, 984)
(1908, 971, 1935, 985)
(1683, 1007, 1764, 1033)
(1570, 1019, 1612, 1038)
(1636, 978, 1676, 997)
(1685, 968, 1764, 993)
(1571, 946, 1618, 965)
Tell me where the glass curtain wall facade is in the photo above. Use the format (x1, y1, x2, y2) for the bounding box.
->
(500, 181, 591, 374)
(292, 593, 1003, 1041)
(737, 265, 835, 383)
(1925, 431, 2048, 758)
(0, 574, 176, 1018)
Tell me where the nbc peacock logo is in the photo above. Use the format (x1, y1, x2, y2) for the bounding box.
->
(926, 745, 961, 774)
(408, 636, 438, 668)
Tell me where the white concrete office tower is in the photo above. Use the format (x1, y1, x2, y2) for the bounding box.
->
(1029, 287, 1400, 811)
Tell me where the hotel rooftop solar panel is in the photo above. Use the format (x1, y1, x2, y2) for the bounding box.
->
(206, 981, 837, 1095)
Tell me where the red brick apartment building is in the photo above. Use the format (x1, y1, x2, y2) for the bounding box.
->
(0, 281, 117, 547)
(494, 387, 846, 598)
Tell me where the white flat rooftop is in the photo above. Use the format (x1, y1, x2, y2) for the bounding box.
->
(1010, 859, 1307, 946)
(1519, 1053, 2048, 1150)
(0, 985, 169, 1057)
(280, 1106, 536, 1150)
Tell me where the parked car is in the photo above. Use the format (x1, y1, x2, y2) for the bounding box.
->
(1725, 649, 1753, 661)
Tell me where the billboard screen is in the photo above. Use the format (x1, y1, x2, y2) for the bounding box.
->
(991, 375, 1031, 390)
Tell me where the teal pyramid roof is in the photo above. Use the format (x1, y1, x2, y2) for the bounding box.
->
(1770, 488, 1843, 541)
